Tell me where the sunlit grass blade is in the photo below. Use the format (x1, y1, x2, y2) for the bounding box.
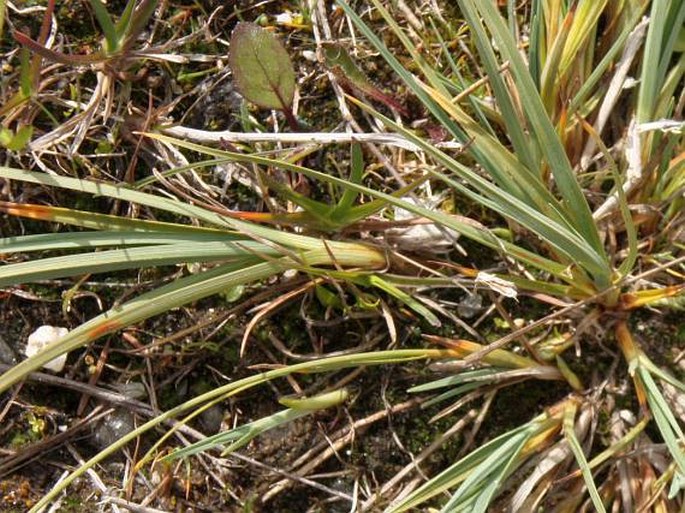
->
(338, 0, 540, 206)
(346, 103, 610, 285)
(0, 231, 243, 253)
(418, 381, 485, 410)
(442, 0, 537, 172)
(0, 166, 386, 257)
(422, 336, 541, 369)
(638, 366, 685, 474)
(386, 424, 531, 512)
(567, 6, 647, 115)
(564, 417, 649, 481)
(538, 9, 573, 113)
(440, 427, 531, 512)
(620, 285, 685, 310)
(0, 241, 275, 286)
(114, 0, 137, 40)
(410, 369, 506, 394)
(25, 348, 451, 512)
(428, 18, 494, 135)
(563, 403, 606, 513)
(334, 1, 461, 135)
(0, 238, 386, 393)
(365, 274, 440, 327)
(165, 408, 313, 459)
(558, 0, 608, 77)
(387, 404, 567, 513)
(167, 389, 349, 460)
(87, 0, 118, 53)
(579, 120, 638, 277)
(413, 366, 564, 410)
(637, 0, 685, 123)
(617, 321, 685, 475)
(0, 200, 235, 234)
(332, 142, 363, 213)
(461, 0, 607, 262)
(121, 0, 159, 50)
(143, 134, 575, 283)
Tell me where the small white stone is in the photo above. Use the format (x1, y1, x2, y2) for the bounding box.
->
(25, 326, 69, 372)
(302, 50, 318, 62)
(274, 12, 294, 25)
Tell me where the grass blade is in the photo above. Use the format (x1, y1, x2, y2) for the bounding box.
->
(87, 0, 119, 53)
(0, 242, 274, 286)
(463, 0, 608, 267)
(144, 134, 575, 282)
(563, 404, 606, 513)
(25, 348, 449, 512)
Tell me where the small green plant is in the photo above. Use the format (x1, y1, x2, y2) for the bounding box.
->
(330, 0, 685, 510)
(4, 0, 160, 154)
(228, 22, 299, 130)
(12, 0, 159, 67)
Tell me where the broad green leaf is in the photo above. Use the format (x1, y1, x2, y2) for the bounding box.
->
(229, 23, 296, 111)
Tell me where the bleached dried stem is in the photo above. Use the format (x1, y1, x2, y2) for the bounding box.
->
(160, 124, 423, 152)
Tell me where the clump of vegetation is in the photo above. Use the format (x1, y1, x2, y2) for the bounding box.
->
(0, 0, 683, 512)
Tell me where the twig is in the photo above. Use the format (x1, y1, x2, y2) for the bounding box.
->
(104, 497, 170, 513)
(0, 363, 154, 416)
(230, 451, 354, 503)
(65, 443, 122, 513)
(159, 125, 421, 151)
(0, 407, 112, 478)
